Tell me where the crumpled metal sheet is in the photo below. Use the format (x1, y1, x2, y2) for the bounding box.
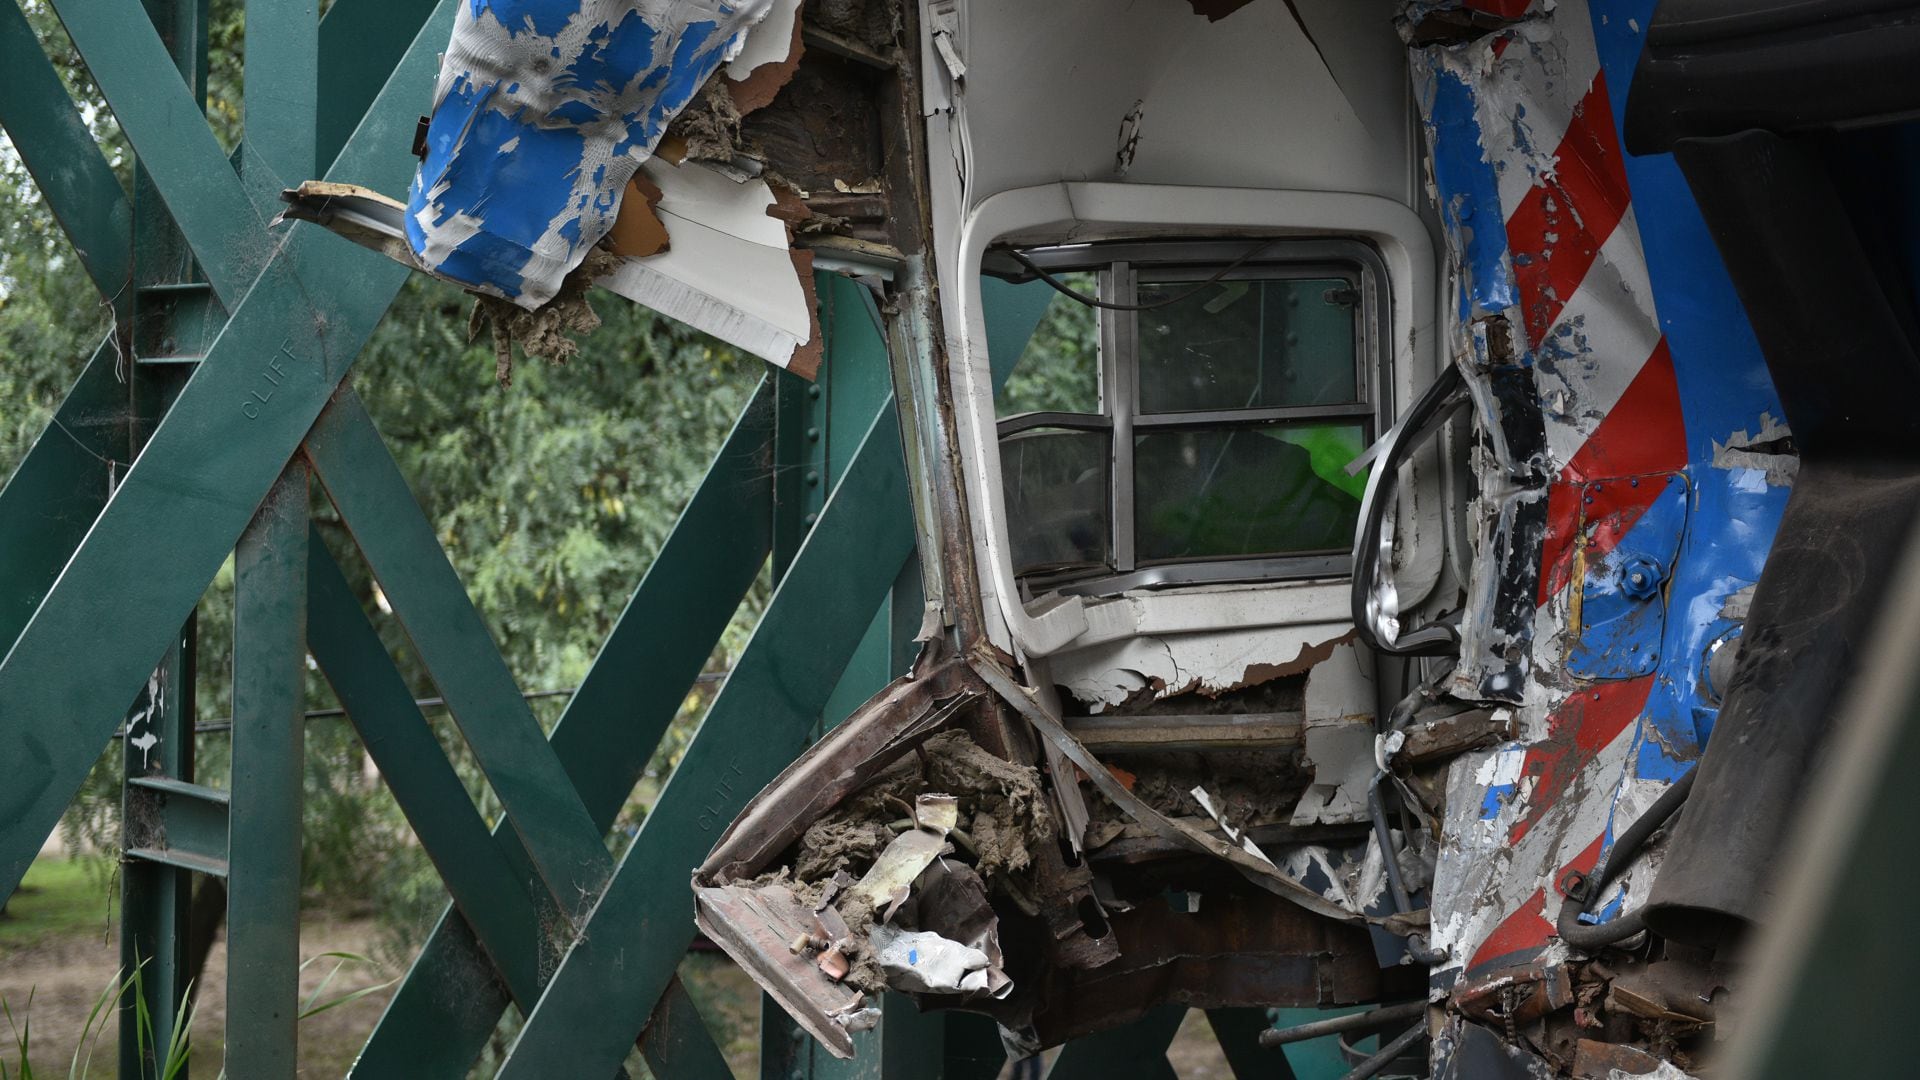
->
(1408, 0, 1791, 995)
(407, 0, 777, 309)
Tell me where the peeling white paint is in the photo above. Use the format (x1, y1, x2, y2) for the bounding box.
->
(1049, 621, 1349, 711)
(1712, 412, 1798, 486)
(597, 160, 813, 367)
(1306, 640, 1376, 722)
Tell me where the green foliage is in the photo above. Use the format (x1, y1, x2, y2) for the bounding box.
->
(0, 966, 167, 1080)
(0, 858, 109, 951)
(298, 952, 396, 1020)
(348, 275, 760, 702)
(993, 274, 1100, 416)
(126, 965, 194, 1080)
(0, 0, 765, 968)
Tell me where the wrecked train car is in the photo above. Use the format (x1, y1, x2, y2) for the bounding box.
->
(292, 0, 1920, 1074)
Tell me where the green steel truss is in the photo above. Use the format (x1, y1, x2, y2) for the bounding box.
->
(0, 2, 1302, 1076)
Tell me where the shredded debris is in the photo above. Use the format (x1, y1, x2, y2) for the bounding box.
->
(665, 77, 747, 168)
(758, 728, 1052, 994)
(794, 817, 895, 882)
(468, 248, 625, 384)
(1083, 749, 1307, 847)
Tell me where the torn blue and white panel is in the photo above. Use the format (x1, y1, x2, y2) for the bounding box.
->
(408, 0, 777, 310)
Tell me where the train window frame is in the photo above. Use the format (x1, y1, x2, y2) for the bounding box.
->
(987, 237, 1393, 596)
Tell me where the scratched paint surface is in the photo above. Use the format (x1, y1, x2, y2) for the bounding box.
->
(1409, 0, 1792, 1005)
(407, 0, 775, 308)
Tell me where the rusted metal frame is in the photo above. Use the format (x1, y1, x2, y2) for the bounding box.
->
(800, 24, 896, 72)
(691, 659, 977, 1060)
(0, 3, 133, 303)
(0, 0, 449, 909)
(697, 659, 974, 886)
(492, 401, 914, 1079)
(874, 0, 988, 652)
(303, 387, 614, 919)
(1063, 712, 1306, 753)
(349, 379, 777, 1078)
(969, 653, 1362, 925)
(47, 0, 263, 308)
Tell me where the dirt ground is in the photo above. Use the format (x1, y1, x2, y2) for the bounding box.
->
(0, 911, 398, 1077)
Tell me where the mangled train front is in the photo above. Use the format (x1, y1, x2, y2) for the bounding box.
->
(291, 0, 1907, 1073)
(688, 0, 1800, 1074)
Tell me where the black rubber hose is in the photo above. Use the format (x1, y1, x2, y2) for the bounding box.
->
(1337, 1022, 1428, 1080)
(993, 239, 1283, 312)
(1350, 363, 1468, 658)
(1368, 688, 1446, 964)
(1555, 767, 1697, 949)
(1258, 1001, 1427, 1049)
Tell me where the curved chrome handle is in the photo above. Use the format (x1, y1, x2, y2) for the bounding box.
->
(1350, 364, 1468, 657)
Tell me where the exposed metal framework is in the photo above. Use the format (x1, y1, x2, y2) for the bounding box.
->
(0, 2, 1316, 1076)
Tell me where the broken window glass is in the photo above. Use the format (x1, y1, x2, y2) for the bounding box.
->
(1134, 421, 1366, 562)
(989, 240, 1380, 591)
(1135, 277, 1360, 413)
(994, 273, 1101, 416)
(1000, 428, 1112, 574)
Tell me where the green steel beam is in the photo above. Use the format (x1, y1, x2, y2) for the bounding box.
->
(304, 530, 549, 1010)
(124, 775, 229, 876)
(774, 276, 896, 581)
(48, 0, 261, 306)
(241, 0, 318, 212)
(0, 0, 453, 907)
(1208, 1008, 1297, 1080)
(640, 978, 735, 1080)
(494, 400, 912, 1079)
(1045, 1006, 1186, 1080)
(315, 0, 440, 171)
(765, 993, 941, 1080)
(350, 378, 776, 1078)
(771, 369, 820, 579)
(114, 3, 209, 1074)
(0, 337, 128, 658)
(0, 4, 133, 302)
(942, 1012, 1009, 1080)
(304, 388, 614, 916)
(225, 463, 310, 1079)
(764, 277, 923, 1078)
(117, 626, 196, 1080)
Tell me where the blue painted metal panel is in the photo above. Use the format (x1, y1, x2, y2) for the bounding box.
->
(407, 0, 775, 306)
(1568, 474, 1687, 681)
(1416, 66, 1516, 322)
